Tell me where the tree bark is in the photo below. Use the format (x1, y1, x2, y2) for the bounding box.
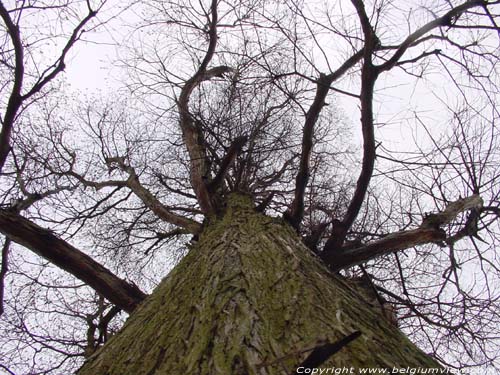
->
(78, 195, 441, 374)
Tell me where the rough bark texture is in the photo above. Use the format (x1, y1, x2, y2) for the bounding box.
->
(78, 195, 441, 374)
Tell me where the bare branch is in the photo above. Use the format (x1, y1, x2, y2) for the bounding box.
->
(0, 237, 10, 317)
(104, 157, 202, 233)
(0, 209, 147, 313)
(322, 2, 379, 253)
(378, 0, 490, 73)
(0, 1, 100, 173)
(21, 5, 99, 100)
(286, 50, 365, 229)
(324, 195, 483, 271)
(177, 0, 233, 214)
(208, 135, 247, 194)
(0, 1, 24, 172)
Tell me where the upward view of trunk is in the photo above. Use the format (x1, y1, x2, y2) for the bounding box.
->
(78, 195, 440, 374)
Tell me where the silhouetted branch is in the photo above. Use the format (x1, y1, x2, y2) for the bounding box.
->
(177, 0, 235, 214)
(324, 195, 483, 271)
(0, 1, 100, 172)
(208, 135, 247, 193)
(0, 237, 10, 317)
(0, 210, 147, 313)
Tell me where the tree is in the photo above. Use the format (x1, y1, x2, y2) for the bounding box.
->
(0, 0, 499, 373)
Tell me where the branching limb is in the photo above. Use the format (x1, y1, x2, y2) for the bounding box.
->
(378, 0, 492, 73)
(0, 1, 24, 172)
(177, 0, 235, 214)
(85, 297, 121, 357)
(0, 209, 147, 313)
(0, 1, 100, 172)
(322, 1, 495, 256)
(324, 195, 483, 271)
(286, 50, 365, 229)
(208, 135, 247, 193)
(104, 157, 202, 233)
(58, 154, 201, 233)
(321, 0, 379, 254)
(21, 2, 99, 99)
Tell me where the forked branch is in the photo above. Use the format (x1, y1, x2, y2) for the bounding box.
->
(323, 195, 483, 271)
(286, 50, 366, 229)
(0, 1, 99, 172)
(177, 0, 235, 214)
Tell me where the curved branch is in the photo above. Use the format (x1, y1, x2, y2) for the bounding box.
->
(126, 175, 202, 233)
(103, 158, 202, 233)
(285, 74, 332, 230)
(177, 0, 232, 215)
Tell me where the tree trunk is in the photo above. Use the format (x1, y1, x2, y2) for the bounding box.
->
(78, 194, 441, 374)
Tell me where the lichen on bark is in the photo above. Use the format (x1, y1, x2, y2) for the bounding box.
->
(77, 194, 441, 374)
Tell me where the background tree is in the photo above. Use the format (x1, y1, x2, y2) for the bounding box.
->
(0, 0, 499, 373)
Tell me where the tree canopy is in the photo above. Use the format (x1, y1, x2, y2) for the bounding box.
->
(0, 0, 499, 373)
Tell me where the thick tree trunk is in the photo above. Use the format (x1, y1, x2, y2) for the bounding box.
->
(78, 195, 441, 374)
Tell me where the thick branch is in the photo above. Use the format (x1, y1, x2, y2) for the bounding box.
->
(421, 195, 483, 228)
(336, 66, 377, 237)
(126, 175, 202, 233)
(208, 135, 247, 193)
(0, 2, 24, 172)
(286, 74, 331, 230)
(350, 0, 379, 48)
(177, 0, 230, 215)
(286, 50, 365, 229)
(323, 11, 379, 253)
(0, 237, 10, 317)
(324, 195, 483, 271)
(0, 210, 147, 313)
(104, 157, 202, 233)
(326, 227, 446, 271)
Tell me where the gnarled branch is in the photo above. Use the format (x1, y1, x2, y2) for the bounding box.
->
(104, 157, 202, 233)
(323, 195, 483, 271)
(177, 0, 235, 215)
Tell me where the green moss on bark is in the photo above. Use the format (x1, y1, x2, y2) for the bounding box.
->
(78, 194, 441, 374)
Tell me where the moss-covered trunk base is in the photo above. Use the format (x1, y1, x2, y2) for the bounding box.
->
(78, 195, 440, 374)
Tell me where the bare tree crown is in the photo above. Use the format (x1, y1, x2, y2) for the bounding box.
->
(0, 0, 499, 373)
